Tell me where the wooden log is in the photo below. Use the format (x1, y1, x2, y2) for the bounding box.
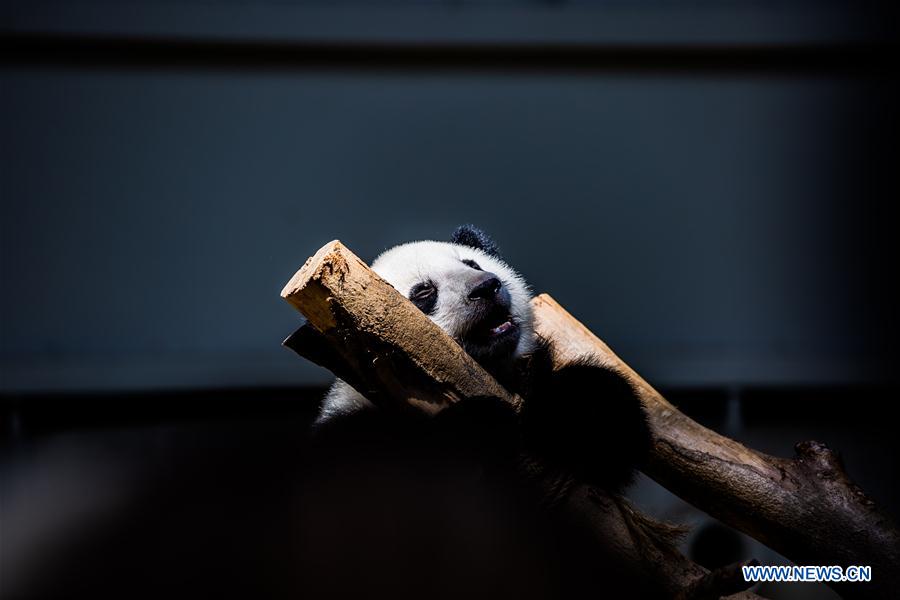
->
(281, 240, 520, 415)
(531, 293, 900, 600)
(281, 240, 762, 599)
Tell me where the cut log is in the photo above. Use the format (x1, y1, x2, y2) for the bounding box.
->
(281, 240, 520, 415)
(532, 294, 899, 600)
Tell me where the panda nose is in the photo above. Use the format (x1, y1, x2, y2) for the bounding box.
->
(468, 275, 502, 301)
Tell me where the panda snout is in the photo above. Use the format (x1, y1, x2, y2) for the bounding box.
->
(467, 274, 502, 301)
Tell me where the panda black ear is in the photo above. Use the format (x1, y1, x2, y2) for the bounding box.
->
(450, 225, 501, 258)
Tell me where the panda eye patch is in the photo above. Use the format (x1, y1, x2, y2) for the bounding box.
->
(409, 281, 438, 315)
(411, 281, 435, 298)
(462, 259, 482, 271)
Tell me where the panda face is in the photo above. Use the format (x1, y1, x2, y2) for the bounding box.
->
(370, 240, 535, 367)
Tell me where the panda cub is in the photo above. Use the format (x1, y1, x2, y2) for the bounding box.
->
(316, 225, 650, 492)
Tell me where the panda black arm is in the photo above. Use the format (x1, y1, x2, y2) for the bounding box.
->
(519, 342, 652, 493)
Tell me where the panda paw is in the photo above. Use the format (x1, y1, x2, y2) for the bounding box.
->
(522, 358, 652, 493)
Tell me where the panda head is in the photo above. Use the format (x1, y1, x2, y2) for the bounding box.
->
(370, 225, 535, 369)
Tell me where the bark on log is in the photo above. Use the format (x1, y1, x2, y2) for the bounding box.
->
(281, 240, 760, 600)
(531, 294, 899, 600)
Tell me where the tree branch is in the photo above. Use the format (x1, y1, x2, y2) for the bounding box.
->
(532, 294, 899, 600)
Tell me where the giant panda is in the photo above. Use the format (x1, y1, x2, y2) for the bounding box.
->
(296, 225, 657, 599)
(315, 224, 650, 493)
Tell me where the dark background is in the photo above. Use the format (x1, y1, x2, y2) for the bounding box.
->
(2, 1, 899, 598)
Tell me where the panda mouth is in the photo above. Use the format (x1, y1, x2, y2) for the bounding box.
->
(471, 311, 518, 342)
(462, 309, 521, 365)
(488, 320, 515, 337)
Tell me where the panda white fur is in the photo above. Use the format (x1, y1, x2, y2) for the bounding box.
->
(314, 224, 650, 493)
(318, 226, 535, 423)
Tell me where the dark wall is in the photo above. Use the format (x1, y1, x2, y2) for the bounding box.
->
(3, 19, 898, 393)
